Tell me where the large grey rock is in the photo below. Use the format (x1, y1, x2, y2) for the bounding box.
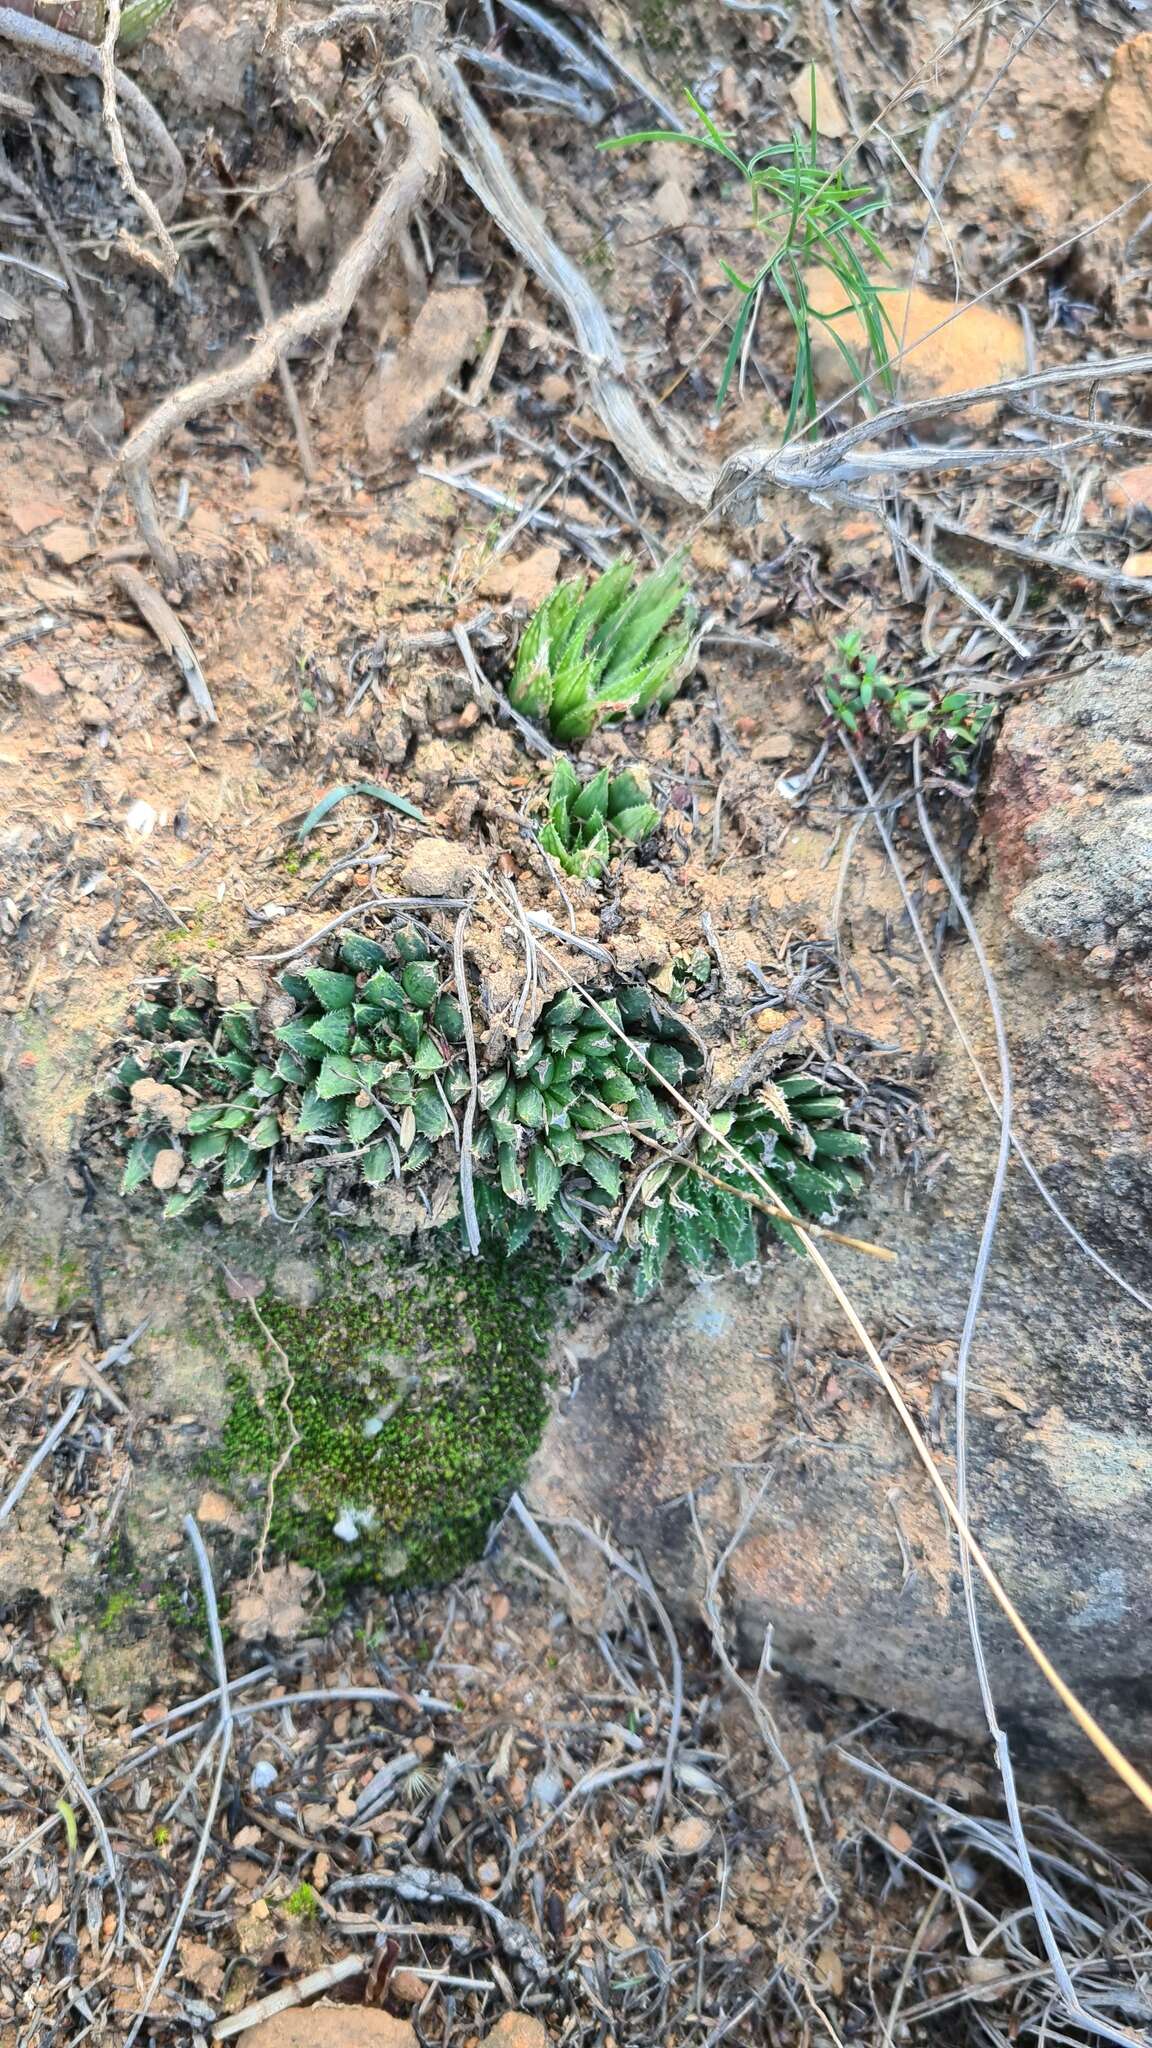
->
(530, 656, 1152, 1777)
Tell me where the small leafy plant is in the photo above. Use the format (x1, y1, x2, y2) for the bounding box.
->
(507, 556, 698, 744)
(824, 631, 995, 773)
(538, 758, 660, 880)
(602, 87, 895, 431)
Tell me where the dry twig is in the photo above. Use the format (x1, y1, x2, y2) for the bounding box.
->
(117, 86, 442, 582)
(0, 7, 185, 217)
(97, 0, 178, 279)
(110, 566, 218, 721)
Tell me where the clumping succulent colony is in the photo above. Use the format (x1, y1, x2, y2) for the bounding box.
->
(109, 928, 867, 1299)
(107, 552, 871, 1299)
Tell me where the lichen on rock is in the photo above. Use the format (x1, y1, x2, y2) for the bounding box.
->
(211, 1237, 557, 1596)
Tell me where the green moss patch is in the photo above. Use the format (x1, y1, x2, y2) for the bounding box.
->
(215, 1237, 557, 1595)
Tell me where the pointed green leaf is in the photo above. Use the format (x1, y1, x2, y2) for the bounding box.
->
(302, 967, 358, 1010)
(402, 961, 439, 1009)
(307, 1010, 353, 1055)
(340, 931, 389, 972)
(188, 1129, 229, 1165)
(525, 1142, 562, 1212)
(361, 967, 407, 1009)
(363, 1141, 395, 1185)
(315, 1053, 363, 1098)
(295, 1089, 342, 1136)
(346, 1100, 386, 1143)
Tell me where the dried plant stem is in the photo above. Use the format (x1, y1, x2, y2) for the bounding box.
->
(32, 1690, 125, 1952)
(442, 61, 712, 511)
(239, 230, 317, 481)
(117, 87, 441, 579)
(453, 904, 481, 1258)
(0, 1387, 85, 1528)
(244, 1296, 300, 1580)
(122, 1517, 233, 2048)
(98, 0, 178, 278)
(0, 7, 185, 217)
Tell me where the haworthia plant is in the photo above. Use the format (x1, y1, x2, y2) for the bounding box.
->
(508, 556, 699, 744)
(537, 758, 661, 880)
(108, 934, 868, 1294)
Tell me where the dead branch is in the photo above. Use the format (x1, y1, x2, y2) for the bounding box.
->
(122, 1516, 234, 2048)
(0, 7, 185, 218)
(0, 1387, 86, 1528)
(713, 352, 1152, 513)
(441, 60, 713, 511)
(116, 85, 441, 582)
(32, 1690, 126, 1954)
(98, 0, 178, 279)
(110, 566, 217, 720)
(240, 230, 316, 481)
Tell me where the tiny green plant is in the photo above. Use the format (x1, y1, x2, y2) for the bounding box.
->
(537, 759, 660, 880)
(824, 631, 995, 774)
(601, 86, 895, 432)
(284, 1882, 320, 1920)
(507, 556, 698, 744)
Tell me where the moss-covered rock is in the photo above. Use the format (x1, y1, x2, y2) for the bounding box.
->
(213, 1236, 557, 1596)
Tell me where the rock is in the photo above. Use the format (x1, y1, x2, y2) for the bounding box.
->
(82, 1631, 169, 1714)
(245, 2010, 417, 2048)
(130, 1077, 190, 1132)
(42, 523, 93, 567)
(363, 288, 488, 456)
(150, 1148, 183, 1192)
(18, 660, 64, 702)
(479, 543, 562, 608)
(529, 649, 1152, 1771)
(400, 834, 485, 898)
(802, 272, 1027, 429)
(168, 3, 259, 111)
(31, 296, 74, 364)
(74, 693, 113, 727)
(123, 798, 158, 840)
(196, 1489, 242, 1528)
(666, 1815, 712, 1855)
(651, 176, 693, 229)
(8, 496, 67, 536)
(1083, 33, 1152, 207)
(482, 2019, 550, 2048)
(984, 651, 1152, 997)
(1104, 463, 1152, 519)
(232, 1564, 317, 1644)
(388, 1970, 427, 2003)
